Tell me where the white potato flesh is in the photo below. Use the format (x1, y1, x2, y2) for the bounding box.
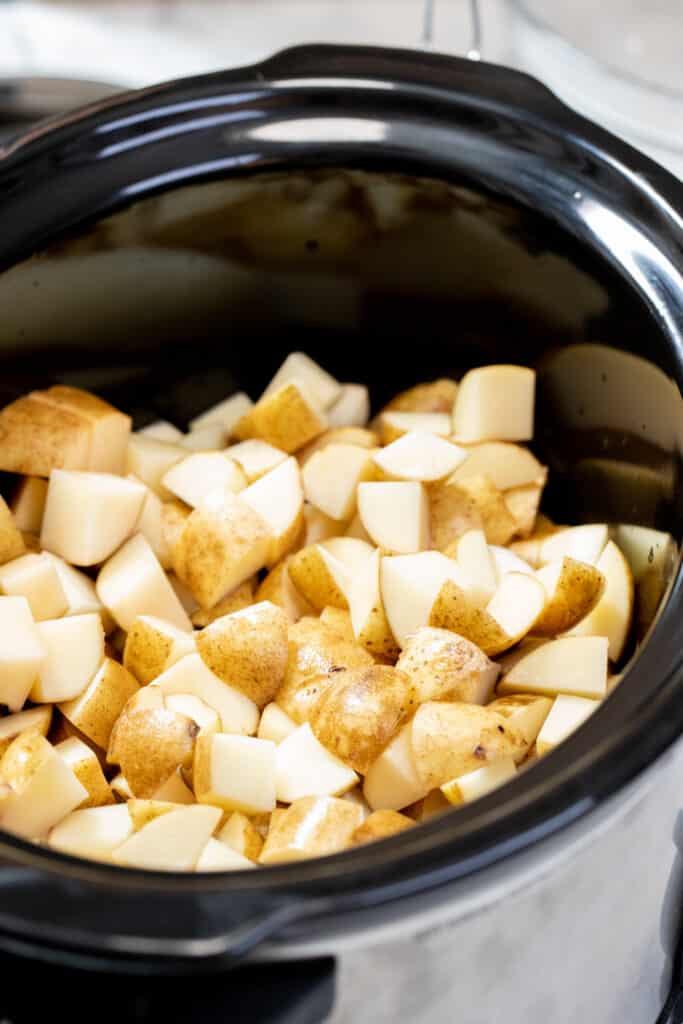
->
(536, 694, 599, 755)
(486, 572, 547, 641)
(240, 456, 303, 565)
(112, 805, 222, 870)
(564, 540, 634, 661)
(275, 723, 358, 803)
(41, 471, 146, 566)
(488, 694, 553, 746)
(224, 440, 287, 482)
(137, 420, 183, 442)
(125, 436, 186, 499)
(11, 477, 48, 534)
(373, 431, 467, 483)
(452, 442, 544, 490)
(303, 444, 376, 520)
(0, 553, 68, 621)
(181, 424, 226, 451)
(128, 478, 170, 569)
(259, 796, 363, 864)
(358, 482, 429, 554)
(490, 545, 535, 583)
(327, 384, 370, 428)
(498, 635, 609, 699)
(537, 524, 609, 567)
(380, 550, 472, 648)
(380, 411, 451, 441)
(452, 365, 535, 442)
(261, 351, 341, 411)
(613, 524, 675, 582)
(162, 453, 246, 508)
(152, 769, 195, 804)
(2, 744, 88, 840)
(442, 756, 517, 804)
(0, 706, 52, 751)
(455, 530, 497, 606)
(152, 653, 259, 735)
(48, 805, 134, 861)
(31, 613, 104, 703)
(195, 733, 276, 814)
(258, 703, 298, 744)
(96, 534, 192, 633)
(42, 552, 110, 625)
(0, 596, 47, 711)
(363, 722, 428, 812)
(189, 391, 253, 433)
(196, 837, 255, 871)
(165, 693, 219, 732)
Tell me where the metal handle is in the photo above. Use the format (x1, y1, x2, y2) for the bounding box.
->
(422, 0, 482, 60)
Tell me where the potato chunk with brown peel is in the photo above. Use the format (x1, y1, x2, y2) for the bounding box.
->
(351, 809, 414, 845)
(261, 352, 342, 411)
(0, 496, 26, 567)
(487, 694, 553, 747)
(383, 378, 458, 415)
(196, 601, 289, 707)
(441, 756, 518, 805)
(0, 732, 88, 840)
(152, 653, 259, 735)
(40, 386, 131, 474)
(191, 580, 256, 627)
(533, 557, 605, 636)
(56, 737, 113, 809)
(255, 560, 314, 623)
(217, 811, 264, 862)
(234, 382, 327, 453)
(59, 657, 140, 750)
(172, 490, 271, 610)
(0, 394, 92, 476)
(564, 541, 634, 661)
(107, 704, 198, 798)
(309, 665, 418, 774)
(259, 796, 363, 864)
(123, 615, 196, 685)
(240, 457, 304, 566)
(411, 702, 527, 790)
(441, 474, 518, 547)
(194, 733, 276, 814)
(0, 706, 52, 759)
(396, 627, 499, 705)
(346, 549, 398, 659)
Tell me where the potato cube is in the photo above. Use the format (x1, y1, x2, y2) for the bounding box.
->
(128, 478, 171, 568)
(536, 694, 599, 755)
(258, 703, 298, 745)
(224, 440, 288, 483)
(363, 723, 428, 812)
(59, 656, 140, 750)
(31, 613, 104, 703)
(194, 733, 277, 814)
(303, 444, 377, 521)
(358, 481, 429, 554)
(452, 365, 535, 442)
(41, 386, 131, 474)
(396, 627, 499, 705)
(441, 756, 517, 805)
(189, 391, 253, 434)
(217, 811, 264, 861)
(10, 477, 48, 534)
(42, 552, 111, 626)
(234, 382, 327, 453)
(112, 805, 222, 870)
(48, 804, 134, 861)
(373, 431, 467, 483)
(125, 435, 186, 499)
(261, 352, 341, 411)
(0, 495, 26, 566)
(196, 838, 255, 871)
(497, 635, 609, 699)
(351, 809, 414, 845)
(152, 768, 195, 804)
(240, 457, 304, 566)
(41, 471, 146, 567)
(0, 394, 92, 475)
(97, 533, 192, 632)
(123, 615, 196, 685)
(327, 384, 370, 429)
(0, 596, 47, 711)
(255, 559, 314, 623)
(275, 723, 358, 803)
(259, 795, 362, 864)
(56, 737, 113, 808)
(152, 653, 259, 735)
(0, 732, 88, 839)
(0, 705, 52, 759)
(162, 453, 247, 508)
(0, 552, 68, 620)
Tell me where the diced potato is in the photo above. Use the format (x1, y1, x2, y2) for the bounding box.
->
(59, 656, 140, 750)
(196, 837, 255, 871)
(536, 524, 609, 567)
(162, 453, 247, 508)
(164, 694, 219, 733)
(497, 635, 609, 699)
(37, 387, 129, 474)
(350, 809, 414, 845)
(0, 394, 92, 475)
(124, 478, 171, 568)
(152, 653, 259, 735)
(452, 442, 545, 491)
(536, 694, 599, 755)
(48, 804, 134, 861)
(0, 552, 68, 620)
(275, 723, 358, 802)
(453, 529, 497, 606)
(396, 627, 499, 704)
(172, 491, 271, 610)
(189, 391, 253, 434)
(441, 756, 517, 805)
(0, 594, 47, 710)
(123, 615, 196, 685)
(327, 384, 370, 428)
(168, 573, 199, 617)
(125, 435, 186, 499)
(303, 444, 377, 521)
(216, 811, 264, 861)
(487, 694, 553, 746)
(56, 737, 113, 809)
(0, 706, 52, 759)
(258, 703, 298, 745)
(0, 495, 26, 566)
(256, 561, 314, 624)
(380, 550, 472, 648)
(261, 352, 341, 411)
(319, 606, 355, 643)
(110, 773, 134, 802)
(197, 601, 288, 707)
(126, 799, 184, 831)
(191, 580, 256, 627)
(224, 440, 287, 482)
(288, 544, 351, 611)
(112, 805, 222, 870)
(363, 722, 429, 811)
(439, 474, 518, 547)
(259, 795, 362, 864)
(41, 552, 112, 628)
(505, 478, 546, 539)
(11, 477, 48, 535)
(383, 379, 458, 415)
(533, 557, 606, 636)
(97, 533, 192, 632)
(181, 423, 226, 451)
(358, 481, 429, 554)
(241, 457, 304, 566)
(299, 427, 379, 467)
(235, 382, 327, 453)
(564, 541, 634, 661)
(107, 703, 198, 798)
(31, 613, 104, 703)
(0, 732, 88, 839)
(195, 733, 276, 814)
(138, 420, 183, 442)
(379, 411, 451, 445)
(345, 549, 398, 659)
(152, 768, 195, 804)
(373, 431, 466, 483)
(411, 702, 527, 790)
(452, 365, 535, 442)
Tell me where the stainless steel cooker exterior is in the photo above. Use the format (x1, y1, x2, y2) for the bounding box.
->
(0, 45, 681, 1024)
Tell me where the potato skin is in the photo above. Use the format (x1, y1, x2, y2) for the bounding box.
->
(288, 545, 348, 611)
(533, 557, 605, 636)
(234, 383, 327, 453)
(396, 627, 498, 704)
(309, 665, 418, 773)
(383, 379, 458, 415)
(351, 809, 414, 845)
(107, 707, 198, 798)
(0, 496, 26, 566)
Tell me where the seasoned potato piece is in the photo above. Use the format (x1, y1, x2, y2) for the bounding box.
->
(351, 809, 414, 845)
(487, 694, 553, 747)
(396, 627, 499, 705)
(259, 796, 362, 864)
(40, 385, 131, 474)
(234, 382, 327, 453)
(107, 704, 198, 798)
(309, 665, 418, 773)
(533, 557, 605, 636)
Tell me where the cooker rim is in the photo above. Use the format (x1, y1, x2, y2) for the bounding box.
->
(0, 43, 681, 960)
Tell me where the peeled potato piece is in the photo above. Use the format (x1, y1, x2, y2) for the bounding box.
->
(258, 703, 298, 745)
(138, 420, 183, 442)
(125, 436, 186, 500)
(358, 481, 429, 554)
(373, 431, 466, 483)
(0, 732, 88, 840)
(564, 541, 634, 661)
(275, 723, 359, 802)
(363, 722, 428, 812)
(48, 804, 133, 861)
(303, 444, 377, 520)
(224, 440, 287, 482)
(298, 427, 379, 467)
(31, 613, 104, 703)
(97, 534, 192, 633)
(240, 457, 304, 566)
(181, 424, 226, 451)
(196, 838, 255, 871)
(194, 733, 276, 814)
(497, 635, 609, 699)
(396, 627, 499, 705)
(533, 557, 606, 636)
(411, 702, 527, 790)
(0, 552, 68, 621)
(536, 524, 609, 567)
(112, 805, 222, 871)
(327, 384, 370, 428)
(259, 796, 362, 864)
(351, 809, 414, 845)
(162, 452, 247, 508)
(235, 382, 327, 453)
(453, 529, 497, 606)
(536, 694, 600, 755)
(452, 365, 535, 443)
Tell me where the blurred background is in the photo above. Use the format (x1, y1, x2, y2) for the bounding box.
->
(0, 0, 681, 176)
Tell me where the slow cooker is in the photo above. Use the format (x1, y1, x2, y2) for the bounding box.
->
(0, 44, 681, 1024)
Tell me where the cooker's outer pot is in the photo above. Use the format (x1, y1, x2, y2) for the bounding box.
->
(0, 44, 682, 1024)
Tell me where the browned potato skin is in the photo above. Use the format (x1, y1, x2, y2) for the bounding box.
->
(351, 809, 414, 845)
(0, 496, 26, 566)
(107, 706, 198, 798)
(288, 545, 348, 611)
(309, 665, 418, 773)
(276, 617, 374, 723)
(0, 395, 92, 475)
(428, 579, 512, 656)
(396, 627, 498, 704)
(411, 701, 526, 789)
(234, 383, 327, 454)
(196, 602, 289, 707)
(382, 379, 458, 415)
(191, 580, 255, 627)
(533, 557, 606, 636)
